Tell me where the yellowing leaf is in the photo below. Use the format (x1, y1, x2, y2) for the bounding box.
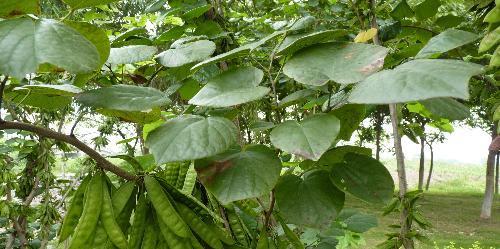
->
(354, 28, 378, 43)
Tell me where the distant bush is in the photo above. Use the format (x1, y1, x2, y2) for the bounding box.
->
(434, 241, 496, 249)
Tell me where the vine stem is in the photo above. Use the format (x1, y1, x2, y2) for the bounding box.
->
(0, 120, 137, 181)
(369, 0, 413, 248)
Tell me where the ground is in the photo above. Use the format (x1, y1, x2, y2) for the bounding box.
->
(345, 159, 500, 249)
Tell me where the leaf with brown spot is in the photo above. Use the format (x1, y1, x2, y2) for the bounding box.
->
(195, 145, 282, 204)
(0, 0, 39, 18)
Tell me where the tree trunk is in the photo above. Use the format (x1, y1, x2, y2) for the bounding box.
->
(495, 152, 499, 195)
(418, 134, 425, 190)
(481, 124, 498, 219)
(425, 145, 434, 191)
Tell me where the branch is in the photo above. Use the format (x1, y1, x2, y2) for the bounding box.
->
(0, 75, 9, 119)
(0, 120, 137, 181)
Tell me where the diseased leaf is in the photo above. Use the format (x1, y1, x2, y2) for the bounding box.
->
(156, 40, 216, 67)
(0, 18, 100, 79)
(146, 115, 238, 163)
(76, 85, 171, 112)
(349, 59, 483, 104)
(354, 28, 378, 43)
(107, 45, 158, 65)
(416, 29, 478, 58)
(189, 66, 269, 107)
(0, 0, 39, 18)
(275, 170, 345, 228)
(283, 42, 388, 86)
(270, 114, 340, 160)
(195, 145, 282, 204)
(330, 153, 394, 204)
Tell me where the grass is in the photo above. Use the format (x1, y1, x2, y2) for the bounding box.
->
(344, 159, 500, 249)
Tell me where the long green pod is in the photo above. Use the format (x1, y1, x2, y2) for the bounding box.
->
(59, 174, 91, 242)
(211, 225, 235, 245)
(176, 203, 223, 249)
(140, 216, 158, 249)
(277, 217, 304, 249)
(68, 173, 103, 249)
(111, 181, 136, 215)
(91, 222, 109, 248)
(226, 209, 248, 246)
(164, 162, 180, 185)
(101, 182, 128, 249)
(128, 193, 148, 249)
(256, 230, 269, 249)
(181, 162, 197, 194)
(156, 213, 191, 249)
(175, 162, 190, 188)
(144, 175, 190, 238)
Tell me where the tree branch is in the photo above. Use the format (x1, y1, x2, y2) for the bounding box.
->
(0, 120, 137, 181)
(0, 75, 9, 120)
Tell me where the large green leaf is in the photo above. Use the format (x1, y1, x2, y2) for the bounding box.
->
(63, 0, 120, 10)
(275, 170, 345, 228)
(390, 0, 414, 20)
(270, 114, 340, 161)
(336, 209, 378, 233)
(191, 31, 285, 71)
(195, 145, 282, 204)
(65, 21, 110, 66)
(348, 59, 483, 104)
(330, 104, 366, 141)
(189, 66, 269, 107)
(420, 98, 470, 120)
(98, 108, 162, 124)
(76, 85, 171, 112)
(276, 30, 348, 56)
(156, 40, 216, 67)
(0, 0, 39, 18)
(479, 26, 500, 53)
(330, 153, 394, 204)
(146, 115, 238, 164)
(414, 0, 441, 20)
(416, 29, 478, 58)
(13, 84, 82, 96)
(0, 17, 100, 80)
(107, 45, 158, 65)
(283, 42, 388, 86)
(317, 146, 372, 168)
(278, 89, 316, 108)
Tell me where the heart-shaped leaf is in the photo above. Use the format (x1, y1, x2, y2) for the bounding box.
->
(0, 17, 100, 79)
(330, 153, 394, 204)
(270, 114, 340, 160)
(195, 145, 282, 204)
(76, 85, 171, 112)
(283, 42, 388, 86)
(156, 40, 216, 67)
(189, 66, 269, 107)
(275, 170, 345, 228)
(348, 59, 483, 104)
(146, 115, 238, 163)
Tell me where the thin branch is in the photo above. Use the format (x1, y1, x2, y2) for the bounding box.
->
(22, 176, 40, 206)
(0, 75, 9, 120)
(0, 120, 137, 181)
(70, 111, 85, 136)
(264, 190, 276, 228)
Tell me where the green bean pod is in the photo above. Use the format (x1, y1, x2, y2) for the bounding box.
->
(211, 225, 236, 245)
(156, 213, 191, 249)
(140, 216, 158, 249)
(144, 175, 190, 238)
(256, 230, 269, 249)
(128, 193, 148, 249)
(59, 174, 91, 242)
(176, 203, 223, 249)
(68, 173, 103, 249)
(164, 162, 180, 185)
(90, 222, 109, 248)
(111, 181, 136, 215)
(227, 210, 248, 246)
(175, 162, 190, 189)
(101, 182, 128, 249)
(181, 162, 197, 194)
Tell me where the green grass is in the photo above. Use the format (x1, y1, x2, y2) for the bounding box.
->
(344, 159, 500, 249)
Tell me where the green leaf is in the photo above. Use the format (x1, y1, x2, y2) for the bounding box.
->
(420, 98, 470, 120)
(13, 84, 82, 96)
(0, 0, 39, 18)
(330, 104, 366, 141)
(390, 0, 414, 20)
(189, 66, 269, 107)
(98, 109, 161, 124)
(330, 153, 394, 204)
(278, 89, 316, 108)
(107, 45, 158, 65)
(317, 146, 372, 167)
(276, 30, 348, 56)
(435, 15, 464, 29)
(249, 120, 275, 132)
(191, 31, 285, 71)
(491, 46, 500, 67)
(479, 26, 500, 53)
(414, 0, 441, 21)
(349, 59, 483, 104)
(283, 42, 388, 86)
(182, 4, 212, 19)
(484, 6, 500, 23)
(270, 114, 340, 160)
(289, 16, 316, 33)
(5, 92, 71, 110)
(63, 0, 120, 10)
(275, 170, 345, 228)
(156, 40, 216, 67)
(195, 145, 282, 204)
(336, 209, 378, 233)
(146, 115, 238, 164)
(0, 17, 100, 80)
(65, 21, 110, 66)
(416, 29, 478, 58)
(76, 85, 171, 112)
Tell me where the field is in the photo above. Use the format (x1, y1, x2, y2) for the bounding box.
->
(345, 159, 500, 249)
